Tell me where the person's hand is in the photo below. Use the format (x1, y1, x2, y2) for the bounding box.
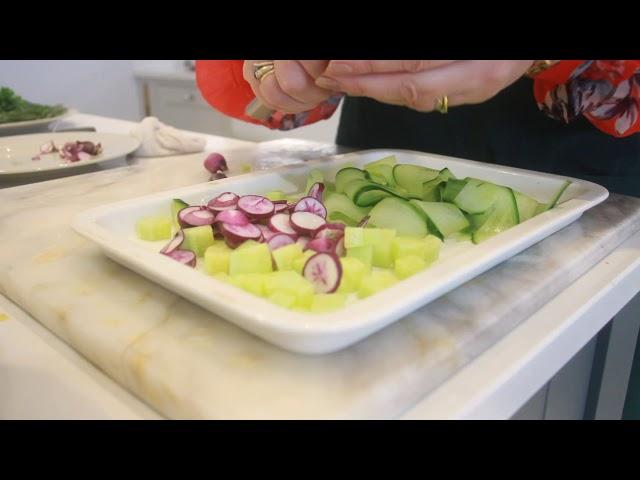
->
(315, 60, 534, 112)
(243, 60, 335, 114)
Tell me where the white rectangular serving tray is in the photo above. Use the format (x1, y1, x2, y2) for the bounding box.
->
(72, 149, 609, 354)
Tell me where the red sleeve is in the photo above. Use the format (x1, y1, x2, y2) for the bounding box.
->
(195, 60, 343, 131)
(533, 60, 640, 137)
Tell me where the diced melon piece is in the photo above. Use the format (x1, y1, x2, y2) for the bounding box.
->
(263, 271, 314, 309)
(310, 293, 347, 313)
(338, 257, 370, 293)
(272, 243, 304, 271)
(363, 228, 396, 268)
(229, 242, 273, 275)
(394, 255, 428, 279)
(204, 243, 232, 275)
(237, 239, 262, 251)
(265, 190, 286, 201)
(392, 236, 428, 261)
(292, 249, 316, 275)
(268, 291, 298, 309)
(344, 227, 365, 248)
(213, 272, 229, 283)
(136, 215, 173, 241)
(357, 271, 399, 299)
(346, 245, 374, 267)
(233, 273, 267, 297)
(423, 235, 442, 264)
(182, 225, 215, 257)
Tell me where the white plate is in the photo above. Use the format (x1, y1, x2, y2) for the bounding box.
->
(0, 132, 140, 177)
(0, 110, 71, 136)
(72, 149, 609, 355)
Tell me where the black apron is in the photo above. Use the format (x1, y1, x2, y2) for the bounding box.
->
(336, 77, 640, 197)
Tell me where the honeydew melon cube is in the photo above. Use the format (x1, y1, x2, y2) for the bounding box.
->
(394, 255, 428, 279)
(344, 227, 365, 248)
(135, 215, 173, 241)
(272, 243, 304, 271)
(263, 271, 314, 309)
(391, 236, 428, 261)
(363, 228, 396, 268)
(268, 291, 298, 309)
(182, 225, 215, 257)
(237, 239, 262, 251)
(233, 273, 267, 297)
(423, 235, 443, 264)
(229, 243, 273, 275)
(310, 293, 347, 313)
(204, 243, 232, 275)
(357, 271, 399, 299)
(338, 257, 370, 294)
(346, 245, 373, 267)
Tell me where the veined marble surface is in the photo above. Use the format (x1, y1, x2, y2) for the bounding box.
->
(1, 140, 640, 419)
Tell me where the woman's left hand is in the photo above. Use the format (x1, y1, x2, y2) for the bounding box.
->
(315, 60, 535, 112)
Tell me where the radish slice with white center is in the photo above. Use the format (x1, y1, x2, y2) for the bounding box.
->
(214, 209, 249, 226)
(306, 237, 335, 253)
(268, 234, 295, 251)
(274, 203, 289, 213)
(257, 224, 277, 241)
(303, 252, 342, 294)
(163, 249, 196, 267)
(207, 192, 239, 211)
(221, 222, 262, 248)
(160, 230, 185, 254)
(237, 195, 275, 218)
(268, 213, 298, 236)
(296, 236, 310, 250)
(335, 237, 346, 257)
(290, 211, 326, 236)
(308, 182, 325, 201)
(294, 196, 327, 218)
(178, 206, 216, 227)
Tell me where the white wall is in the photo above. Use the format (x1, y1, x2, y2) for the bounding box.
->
(0, 60, 143, 121)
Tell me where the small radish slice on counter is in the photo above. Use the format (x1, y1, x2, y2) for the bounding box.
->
(308, 182, 325, 201)
(207, 192, 239, 211)
(305, 237, 335, 253)
(268, 234, 296, 251)
(160, 230, 185, 254)
(162, 249, 196, 267)
(294, 196, 327, 218)
(178, 206, 216, 227)
(303, 252, 342, 294)
(221, 222, 262, 248)
(269, 213, 298, 236)
(237, 195, 275, 218)
(214, 209, 249, 226)
(290, 211, 326, 236)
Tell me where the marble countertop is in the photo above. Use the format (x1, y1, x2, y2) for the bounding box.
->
(2, 114, 640, 419)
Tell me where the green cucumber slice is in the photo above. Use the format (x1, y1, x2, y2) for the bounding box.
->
(471, 187, 519, 244)
(514, 191, 540, 223)
(324, 192, 371, 225)
(368, 197, 428, 237)
(335, 167, 369, 193)
(454, 181, 504, 214)
(392, 164, 440, 197)
(442, 179, 467, 203)
(410, 200, 470, 237)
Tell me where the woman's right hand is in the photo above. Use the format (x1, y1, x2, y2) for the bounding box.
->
(242, 60, 334, 114)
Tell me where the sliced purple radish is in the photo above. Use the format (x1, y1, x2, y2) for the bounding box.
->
(290, 211, 326, 236)
(213, 209, 249, 226)
(325, 222, 345, 231)
(335, 237, 346, 257)
(305, 237, 335, 253)
(162, 249, 196, 268)
(237, 195, 275, 219)
(257, 224, 277, 242)
(160, 230, 185, 254)
(357, 215, 370, 228)
(267, 234, 296, 251)
(274, 203, 289, 214)
(296, 236, 310, 250)
(207, 192, 239, 211)
(303, 252, 342, 294)
(294, 196, 327, 218)
(269, 213, 298, 236)
(221, 222, 262, 248)
(308, 182, 325, 201)
(178, 206, 216, 227)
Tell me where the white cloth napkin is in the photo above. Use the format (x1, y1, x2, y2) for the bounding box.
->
(131, 116, 206, 157)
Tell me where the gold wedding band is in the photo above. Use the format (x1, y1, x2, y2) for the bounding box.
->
(253, 62, 275, 82)
(436, 96, 448, 114)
